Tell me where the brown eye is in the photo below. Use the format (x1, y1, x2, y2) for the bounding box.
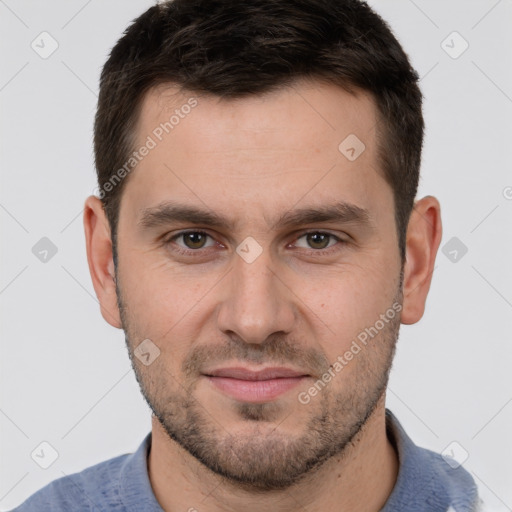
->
(293, 231, 340, 251)
(181, 232, 209, 249)
(305, 232, 331, 249)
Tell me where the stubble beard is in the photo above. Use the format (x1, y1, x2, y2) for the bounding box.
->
(115, 267, 402, 492)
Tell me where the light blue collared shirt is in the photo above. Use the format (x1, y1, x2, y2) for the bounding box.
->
(10, 408, 483, 511)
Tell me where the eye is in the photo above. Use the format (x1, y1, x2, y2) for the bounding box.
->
(293, 231, 342, 251)
(166, 230, 217, 253)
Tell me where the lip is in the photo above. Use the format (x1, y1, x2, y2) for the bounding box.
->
(204, 366, 309, 380)
(203, 366, 310, 403)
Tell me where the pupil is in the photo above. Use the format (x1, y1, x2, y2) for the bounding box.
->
(309, 233, 328, 249)
(186, 233, 205, 248)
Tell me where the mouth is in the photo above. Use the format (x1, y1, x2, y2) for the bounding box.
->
(202, 366, 310, 403)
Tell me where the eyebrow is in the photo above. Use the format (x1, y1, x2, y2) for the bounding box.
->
(138, 200, 375, 232)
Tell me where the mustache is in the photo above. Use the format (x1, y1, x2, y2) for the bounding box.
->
(182, 335, 330, 380)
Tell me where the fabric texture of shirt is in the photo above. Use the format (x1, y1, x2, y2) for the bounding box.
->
(11, 408, 484, 511)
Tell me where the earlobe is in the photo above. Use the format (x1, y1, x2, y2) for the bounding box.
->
(400, 196, 443, 325)
(83, 195, 123, 329)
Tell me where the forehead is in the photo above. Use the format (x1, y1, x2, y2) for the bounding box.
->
(136, 79, 377, 152)
(121, 79, 390, 230)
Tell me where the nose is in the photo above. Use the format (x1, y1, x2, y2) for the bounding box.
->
(216, 248, 296, 345)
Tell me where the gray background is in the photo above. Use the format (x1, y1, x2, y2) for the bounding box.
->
(1, 0, 511, 510)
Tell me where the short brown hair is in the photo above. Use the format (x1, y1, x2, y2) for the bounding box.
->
(94, 0, 424, 265)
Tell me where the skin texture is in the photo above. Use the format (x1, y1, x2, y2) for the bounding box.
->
(84, 79, 442, 512)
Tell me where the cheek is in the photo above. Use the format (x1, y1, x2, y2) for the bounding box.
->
(118, 255, 218, 355)
(298, 265, 396, 351)
(119, 246, 192, 312)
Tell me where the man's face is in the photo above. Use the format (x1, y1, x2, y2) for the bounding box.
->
(114, 80, 403, 490)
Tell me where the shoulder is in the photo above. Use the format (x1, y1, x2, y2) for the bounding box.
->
(416, 444, 480, 509)
(384, 409, 481, 512)
(9, 452, 130, 512)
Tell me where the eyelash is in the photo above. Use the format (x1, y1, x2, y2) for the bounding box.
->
(163, 230, 347, 257)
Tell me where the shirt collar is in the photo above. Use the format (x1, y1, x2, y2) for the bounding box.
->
(119, 430, 163, 511)
(381, 408, 479, 512)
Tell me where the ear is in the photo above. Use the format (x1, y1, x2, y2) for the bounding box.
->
(83, 195, 122, 329)
(401, 195, 443, 325)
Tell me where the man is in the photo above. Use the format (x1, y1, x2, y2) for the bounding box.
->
(12, 0, 483, 510)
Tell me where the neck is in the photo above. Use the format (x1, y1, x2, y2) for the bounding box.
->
(147, 401, 399, 512)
